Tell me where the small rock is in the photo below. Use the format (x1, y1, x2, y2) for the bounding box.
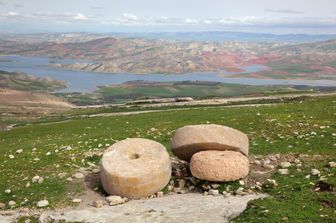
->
(157, 191, 164, 198)
(167, 185, 173, 191)
(93, 200, 104, 208)
(208, 189, 219, 196)
(188, 185, 195, 191)
(201, 183, 211, 190)
(8, 155, 15, 159)
(5, 189, 11, 194)
(19, 208, 29, 213)
(32, 176, 40, 183)
(8, 201, 16, 207)
(280, 162, 291, 168)
(235, 187, 247, 195)
(282, 216, 289, 221)
(254, 160, 261, 165)
(16, 149, 23, 154)
(311, 169, 321, 176)
(328, 161, 336, 168)
(106, 196, 125, 206)
(65, 146, 72, 150)
(66, 177, 73, 182)
(172, 187, 182, 193)
(178, 179, 186, 189)
(266, 179, 278, 187)
(72, 198, 82, 203)
(278, 169, 289, 175)
(38, 177, 44, 184)
(92, 168, 100, 174)
(293, 159, 301, 164)
(26, 182, 30, 188)
(73, 173, 84, 179)
(37, 200, 49, 208)
(58, 173, 67, 178)
(222, 191, 230, 197)
(264, 164, 275, 170)
(1, 210, 16, 216)
(239, 180, 245, 186)
(0, 203, 5, 209)
(211, 183, 220, 189)
(263, 159, 271, 165)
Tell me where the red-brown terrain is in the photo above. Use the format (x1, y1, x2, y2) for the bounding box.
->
(0, 36, 335, 79)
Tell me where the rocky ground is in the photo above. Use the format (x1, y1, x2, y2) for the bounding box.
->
(2, 153, 333, 222)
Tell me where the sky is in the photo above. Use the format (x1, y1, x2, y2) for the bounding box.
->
(0, 0, 335, 34)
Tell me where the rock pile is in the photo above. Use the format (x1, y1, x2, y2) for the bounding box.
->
(172, 124, 249, 182)
(100, 124, 249, 199)
(101, 138, 171, 199)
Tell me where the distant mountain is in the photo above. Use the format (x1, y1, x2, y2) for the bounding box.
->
(107, 31, 336, 43)
(0, 37, 274, 74)
(1, 35, 335, 79)
(273, 39, 336, 54)
(1, 31, 336, 44)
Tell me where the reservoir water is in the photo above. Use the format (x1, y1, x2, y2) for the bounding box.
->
(1, 55, 336, 93)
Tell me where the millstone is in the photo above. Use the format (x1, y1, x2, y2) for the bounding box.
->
(190, 150, 249, 182)
(101, 138, 171, 199)
(171, 124, 249, 162)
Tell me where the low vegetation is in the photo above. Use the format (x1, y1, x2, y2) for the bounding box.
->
(58, 81, 327, 105)
(0, 95, 335, 222)
(0, 70, 66, 92)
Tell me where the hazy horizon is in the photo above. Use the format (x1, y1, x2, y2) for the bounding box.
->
(0, 0, 336, 35)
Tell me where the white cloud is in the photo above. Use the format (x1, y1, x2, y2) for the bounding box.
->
(0, 11, 336, 30)
(184, 18, 198, 24)
(7, 11, 19, 17)
(73, 13, 88, 20)
(122, 13, 139, 21)
(0, 11, 92, 23)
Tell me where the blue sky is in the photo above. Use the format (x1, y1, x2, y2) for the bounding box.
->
(0, 0, 335, 34)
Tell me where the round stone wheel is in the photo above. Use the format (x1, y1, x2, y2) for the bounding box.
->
(171, 124, 249, 162)
(190, 150, 249, 182)
(101, 138, 171, 199)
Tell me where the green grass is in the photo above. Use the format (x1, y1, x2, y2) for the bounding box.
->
(60, 81, 323, 105)
(233, 159, 336, 223)
(0, 95, 335, 222)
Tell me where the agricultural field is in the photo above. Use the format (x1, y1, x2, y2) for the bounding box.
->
(59, 81, 327, 105)
(0, 95, 335, 222)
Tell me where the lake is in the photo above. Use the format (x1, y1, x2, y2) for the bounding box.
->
(1, 55, 336, 93)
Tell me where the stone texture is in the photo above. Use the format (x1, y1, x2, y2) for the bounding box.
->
(106, 196, 125, 206)
(328, 161, 336, 168)
(171, 124, 249, 161)
(37, 200, 49, 208)
(190, 150, 249, 182)
(39, 193, 267, 223)
(101, 138, 171, 199)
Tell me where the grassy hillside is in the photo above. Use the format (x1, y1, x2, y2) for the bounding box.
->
(0, 70, 66, 92)
(0, 95, 335, 222)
